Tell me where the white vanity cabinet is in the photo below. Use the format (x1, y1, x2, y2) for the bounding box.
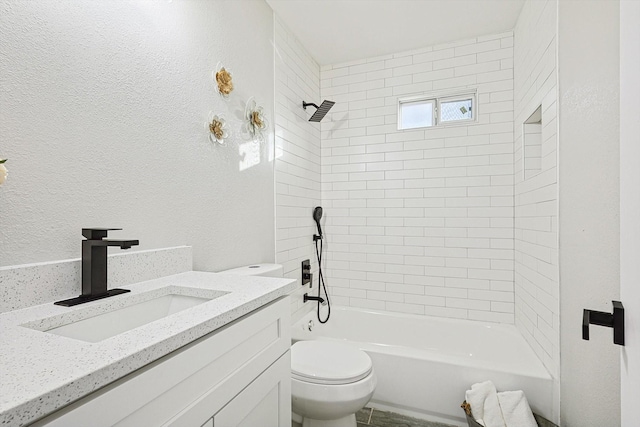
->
(32, 297, 291, 427)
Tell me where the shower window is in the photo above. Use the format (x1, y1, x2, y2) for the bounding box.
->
(397, 91, 476, 130)
(440, 96, 474, 123)
(398, 98, 435, 129)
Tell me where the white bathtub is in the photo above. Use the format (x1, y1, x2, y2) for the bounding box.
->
(292, 306, 553, 426)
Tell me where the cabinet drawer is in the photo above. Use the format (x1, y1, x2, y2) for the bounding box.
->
(33, 297, 290, 427)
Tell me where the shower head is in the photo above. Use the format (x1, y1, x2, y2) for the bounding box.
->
(302, 100, 335, 122)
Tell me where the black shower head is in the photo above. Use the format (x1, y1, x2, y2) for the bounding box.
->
(302, 100, 335, 122)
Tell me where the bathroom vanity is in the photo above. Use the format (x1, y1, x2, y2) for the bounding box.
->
(0, 271, 296, 427)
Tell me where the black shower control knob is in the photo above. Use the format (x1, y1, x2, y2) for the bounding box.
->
(301, 259, 312, 286)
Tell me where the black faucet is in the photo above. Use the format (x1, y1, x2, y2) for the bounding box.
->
(303, 293, 325, 304)
(55, 228, 139, 307)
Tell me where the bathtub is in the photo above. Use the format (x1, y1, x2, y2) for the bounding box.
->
(292, 306, 553, 427)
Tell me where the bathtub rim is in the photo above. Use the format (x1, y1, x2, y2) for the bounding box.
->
(292, 305, 553, 381)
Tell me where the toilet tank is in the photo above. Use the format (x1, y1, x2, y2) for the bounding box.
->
(217, 263, 283, 278)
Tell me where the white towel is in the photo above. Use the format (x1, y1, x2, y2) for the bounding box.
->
(465, 381, 506, 427)
(497, 390, 537, 427)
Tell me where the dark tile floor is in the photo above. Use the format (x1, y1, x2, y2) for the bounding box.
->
(356, 407, 457, 427)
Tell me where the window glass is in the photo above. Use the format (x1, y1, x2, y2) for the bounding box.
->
(399, 99, 434, 129)
(440, 98, 473, 122)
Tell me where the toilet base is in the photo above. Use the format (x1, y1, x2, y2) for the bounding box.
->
(301, 413, 356, 427)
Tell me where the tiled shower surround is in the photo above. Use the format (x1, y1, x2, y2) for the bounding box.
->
(319, 33, 516, 323)
(273, 15, 560, 380)
(513, 0, 559, 378)
(273, 17, 322, 322)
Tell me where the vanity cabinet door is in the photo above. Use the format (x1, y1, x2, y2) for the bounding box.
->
(213, 351, 291, 427)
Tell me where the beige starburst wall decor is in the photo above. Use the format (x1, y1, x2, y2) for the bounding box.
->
(0, 159, 8, 186)
(205, 63, 269, 145)
(205, 114, 229, 145)
(213, 63, 233, 98)
(242, 97, 268, 141)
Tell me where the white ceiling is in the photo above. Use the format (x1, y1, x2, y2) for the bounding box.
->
(267, 0, 525, 66)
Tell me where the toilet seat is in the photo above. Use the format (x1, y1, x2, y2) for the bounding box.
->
(291, 341, 373, 385)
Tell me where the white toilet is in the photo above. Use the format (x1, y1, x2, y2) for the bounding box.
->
(291, 340, 376, 427)
(218, 263, 377, 427)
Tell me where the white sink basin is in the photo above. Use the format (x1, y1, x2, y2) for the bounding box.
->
(43, 293, 215, 343)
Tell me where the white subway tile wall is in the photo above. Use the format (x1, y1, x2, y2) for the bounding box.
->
(274, 18, 322, 321)
(514, 0, 559, 378)
(320, 32, 516, 323)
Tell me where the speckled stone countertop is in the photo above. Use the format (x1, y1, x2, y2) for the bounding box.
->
(0, 271, 296, 426)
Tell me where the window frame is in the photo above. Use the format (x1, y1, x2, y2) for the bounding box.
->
(397, 90, 478, 131)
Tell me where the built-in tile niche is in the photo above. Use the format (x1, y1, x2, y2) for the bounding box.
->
(523, 105, 542, 179)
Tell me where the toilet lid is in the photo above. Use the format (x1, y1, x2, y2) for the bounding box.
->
(291, 341, 373, 385)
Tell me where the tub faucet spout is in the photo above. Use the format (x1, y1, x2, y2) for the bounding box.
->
(303, 293, 325, 304)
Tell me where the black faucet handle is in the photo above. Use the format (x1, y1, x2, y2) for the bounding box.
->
(82, 228, 122, 240)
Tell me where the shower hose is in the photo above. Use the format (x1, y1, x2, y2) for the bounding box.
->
(314, 237, 331, 324)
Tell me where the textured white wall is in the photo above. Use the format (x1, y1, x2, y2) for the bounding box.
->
(558, 0, 620, 425)
(319, 33, 516, 322)
(513, 0, 559, 396)
(0, 0, 275, 273)
(273, 16, 322, 321)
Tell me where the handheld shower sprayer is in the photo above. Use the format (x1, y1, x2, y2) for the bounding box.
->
(313, 206, 323, 241)
(308, 206, 330, 323)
